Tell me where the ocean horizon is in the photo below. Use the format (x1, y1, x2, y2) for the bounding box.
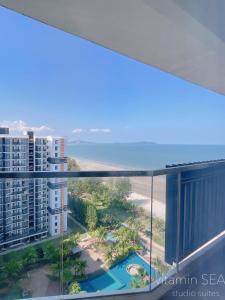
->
(66, 143, 225, 170)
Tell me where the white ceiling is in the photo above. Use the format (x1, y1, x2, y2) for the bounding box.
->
(1, 0, 225, 96)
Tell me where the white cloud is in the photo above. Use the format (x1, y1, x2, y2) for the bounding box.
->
(101, 128, 111, 133)
(72, 128, 84, 133)
(0, 120, 54, 134)
(72, 128, 112, 134)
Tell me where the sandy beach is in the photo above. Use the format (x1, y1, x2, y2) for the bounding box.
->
(75, 157, 166, 219)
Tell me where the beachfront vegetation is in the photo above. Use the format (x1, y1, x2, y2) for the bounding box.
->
(68, 157, 80, 171)
(86, 203, 98, 231)
(68, 177, 165, 248)
(68, 178, 133, 230)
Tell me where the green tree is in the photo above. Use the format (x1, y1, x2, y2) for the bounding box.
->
(22, 246, 38, 266)
(68, 196, 87, 225)
(114, 227, 138, 245)
(69, 282, 81, 294)
(72, 259, 87, 278)
(104, 245, 114, 266)
(127, 217, 145, 232)
(94, 226, 107, 243)
(62, 234, 80, 257)
(68, 158, 80, 171)
(62, 268, 74, 288)
(86, 204, 98, 231)
(50, 262, 61, 278)
(69, 179, 102, 198)
(114, 178, 131, 199)
(44, 243, 60, 262)
(4, 258, 23, 279)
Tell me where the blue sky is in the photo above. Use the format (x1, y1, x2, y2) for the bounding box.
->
(0, 7, 225, 144)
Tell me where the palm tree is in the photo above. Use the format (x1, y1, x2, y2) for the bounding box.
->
(70, 233, 80, 245)
(94, 226, 107, 243)
(127, 218, 144, 232)
(50, 262, 61, 277)
(62, 268, 74, 288)
(72, 259, 87, 278)
(85, 203, 98, 231)
(104, 245, 114, 266)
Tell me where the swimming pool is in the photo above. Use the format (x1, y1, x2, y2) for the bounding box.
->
(79, 253, 156, 292)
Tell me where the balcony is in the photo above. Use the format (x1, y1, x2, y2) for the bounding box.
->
(47, 157, 68, 164)
(47, 181, 67, 189)
(0, 160, 224, 299)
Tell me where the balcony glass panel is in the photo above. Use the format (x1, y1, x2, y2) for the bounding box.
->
(0, 163, 225, 299)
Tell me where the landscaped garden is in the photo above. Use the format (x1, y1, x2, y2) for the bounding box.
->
(68, 175, 171, 291)
(0, 161, 170, 299)
(0, 232, 87, 299)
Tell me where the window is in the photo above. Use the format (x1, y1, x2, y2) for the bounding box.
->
(55, 222, 57, 226)
(55, 146, 58, 151)
(55, 197, 58, 201)
(55, 216, 57, 220)
(55, 229, 57, 234)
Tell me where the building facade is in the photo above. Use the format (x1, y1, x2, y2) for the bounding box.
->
(0, 128, 67, 251)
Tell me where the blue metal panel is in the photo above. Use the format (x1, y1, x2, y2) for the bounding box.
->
(165, 163, 225, 264)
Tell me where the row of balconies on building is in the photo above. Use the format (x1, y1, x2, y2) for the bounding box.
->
(47, 181, 67, 189)
(4, 227, 30, 240)
(0, 145, 28, 152)
(0, 154, 28, 160)
(35, 139, 48, 146)
(35, 152, 47, 159)
(36, 218, 48, 225)
(4, 194, 28, 201)
(35, 158, 48, 165)
(2, 180, 28, 187)
(11, 139, 28, 145)
(35, 145, 48, 152)
(4, 210, 29, 218)
(35, 166, 48, 171)
(0, 167, 10, 171)
(48, 205, 67, 215)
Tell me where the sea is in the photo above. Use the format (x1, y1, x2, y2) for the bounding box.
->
(66, 143, 225, 170)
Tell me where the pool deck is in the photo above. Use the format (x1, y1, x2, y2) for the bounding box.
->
(79, 238, 107, 275)
(78, 230, 164, 276)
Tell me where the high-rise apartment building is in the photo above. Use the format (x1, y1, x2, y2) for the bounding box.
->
(0, 128, 67, 251)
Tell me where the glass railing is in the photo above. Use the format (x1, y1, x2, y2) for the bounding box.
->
(0, 160, 225, 299)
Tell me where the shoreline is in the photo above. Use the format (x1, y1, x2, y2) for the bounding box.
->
(75, 157, 134, 171)
(71, 157, 166, 219)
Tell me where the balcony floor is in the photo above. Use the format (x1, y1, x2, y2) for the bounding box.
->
(159, 237, 225, 300)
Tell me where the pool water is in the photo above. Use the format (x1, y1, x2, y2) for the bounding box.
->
(79, 253, 156, 292)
